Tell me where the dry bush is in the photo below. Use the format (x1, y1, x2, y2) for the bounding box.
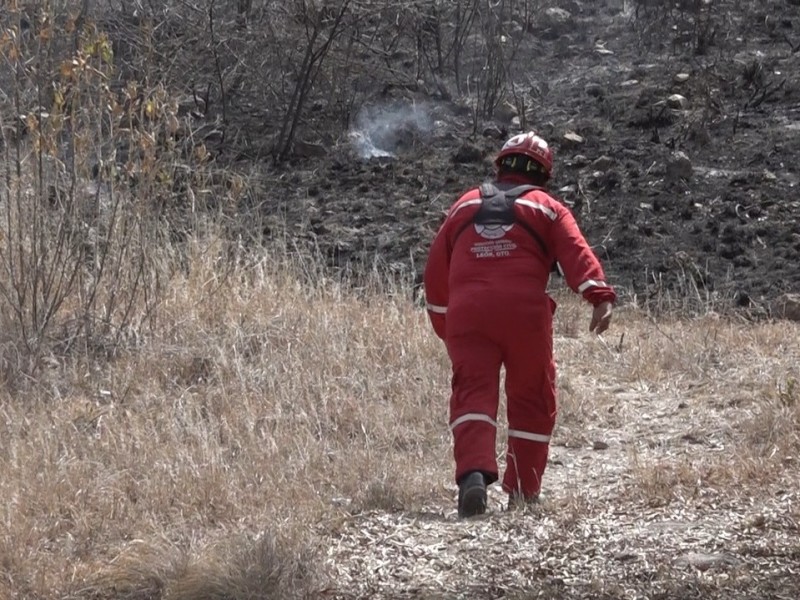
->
(0, 3, 247, 384)
(75, 532, 316, 600)
(75, 537, 188, 600)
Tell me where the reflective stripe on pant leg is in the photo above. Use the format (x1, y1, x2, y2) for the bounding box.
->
(450, 413, 499, 483)
(504, 436, 550, 498)
(506, 429, 551, 496)
(508, 429, 550, 443)
(450, 413, 498, 430)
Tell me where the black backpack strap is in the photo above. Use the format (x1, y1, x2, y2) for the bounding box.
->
(515, 221, 548, 256)
(479, 182, 500, 197)
(497, 185, 550, 255)
(450, 185, 499, 250)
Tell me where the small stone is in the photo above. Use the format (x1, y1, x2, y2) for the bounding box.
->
(667, 94, 689, 109)
(770, 293, 800, 322)
(451, 143, 484, 164)
(675, 552, 740, 571)
(293, 139, 328, 158)
(585, 83, 604, 98)
(494, 102, 518, 124)
(747, 514, 767, 529)
(620, 79, 639, 87)
(572, 154, 589, 167)
(674, 73, 691, 83)
(543, 7, 573, 29)
(482, 124, 504, 139)
(681, 433, 705, 445)
(592, 440, 609, 450)
(563, 132, 585, 145)
(666, 151, 693, 181)
(615, 552, 641, 562)
(592, 155, 614, 170)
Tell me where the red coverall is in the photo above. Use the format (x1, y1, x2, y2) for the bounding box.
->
(424, 174, 617, 498)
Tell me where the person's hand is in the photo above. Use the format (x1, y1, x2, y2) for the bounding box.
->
(589, 301, 613, 335)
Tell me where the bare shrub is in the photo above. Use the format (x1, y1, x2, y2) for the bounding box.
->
(630, 0, 734, 55)
(94, 1, 550, 156)
(2, 1, 550, 171)
(0, 4, 233, 383)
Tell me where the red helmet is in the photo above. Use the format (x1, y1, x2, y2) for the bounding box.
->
(494, 132, 553, 176)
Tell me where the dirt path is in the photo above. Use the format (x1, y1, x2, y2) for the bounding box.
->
(320, 369, 799, 599)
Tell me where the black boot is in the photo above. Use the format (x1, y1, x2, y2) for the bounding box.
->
(458, 471, 487, 518)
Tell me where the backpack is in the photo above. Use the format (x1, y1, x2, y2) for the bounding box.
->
(452, 183, 545, 252)
(452, 183, 560, 273)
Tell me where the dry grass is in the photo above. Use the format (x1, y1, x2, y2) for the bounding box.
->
(1, 3, 797, 597)
(1, 239, 799, 599)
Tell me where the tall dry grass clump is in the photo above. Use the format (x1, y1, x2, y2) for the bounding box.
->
(0, 235, 455, 600)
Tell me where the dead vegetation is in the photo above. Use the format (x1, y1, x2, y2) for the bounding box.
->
(0, 245, 798, 599)
(1, 1, 799, 599)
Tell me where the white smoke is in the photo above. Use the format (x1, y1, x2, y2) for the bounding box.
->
(347, 130, 396, 159)
(348, 102, 433, 160)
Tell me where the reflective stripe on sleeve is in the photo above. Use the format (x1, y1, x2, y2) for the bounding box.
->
(578, 279, 609, 293)
(515, 199, 557, 221)
(426, 303, 447, 314)
(449, 413, 498, 431)
(508, 429, 551, 443)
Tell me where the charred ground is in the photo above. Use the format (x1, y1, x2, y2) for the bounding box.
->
(254, 1, 800, 313)
(7, 1, 799, 312)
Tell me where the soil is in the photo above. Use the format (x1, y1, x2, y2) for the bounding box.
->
(319, 378, 800, 600)
(237, 1, 800, 314)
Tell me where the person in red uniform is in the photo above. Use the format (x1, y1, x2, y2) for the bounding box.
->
(424, 132, 616, 518)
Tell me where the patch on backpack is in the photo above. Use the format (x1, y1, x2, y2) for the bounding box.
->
(474, 222, 514, 240)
